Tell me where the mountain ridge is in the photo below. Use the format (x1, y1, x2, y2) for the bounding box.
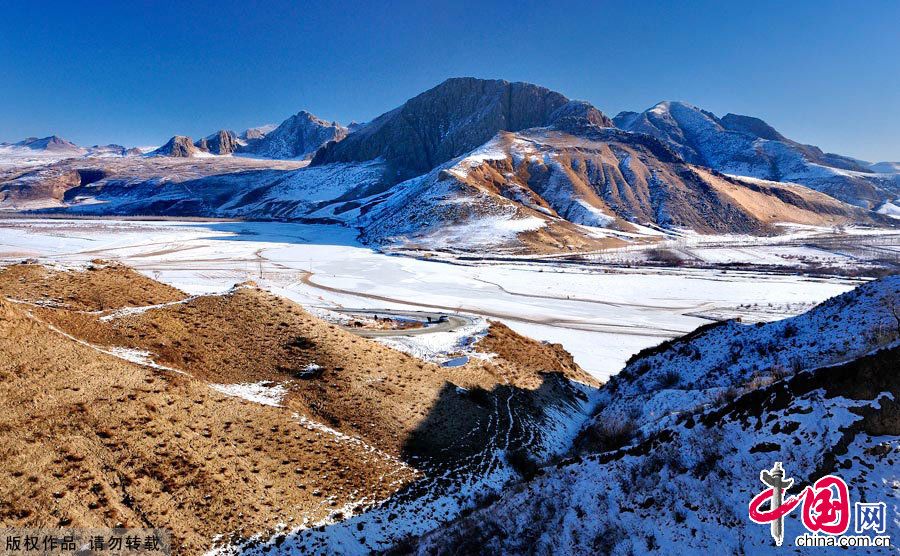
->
(614, 101, 899, 208)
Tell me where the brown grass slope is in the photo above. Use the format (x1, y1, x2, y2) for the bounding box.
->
(0, 262, 598, 553)
(0, 261, 184, 310)
(0, 297, 413, 554)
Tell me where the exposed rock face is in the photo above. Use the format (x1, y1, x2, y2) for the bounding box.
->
(240, 112, 346, 159)
(194, 130, 239, 155)
(311, 77, 612, 184)
(150, 136, 198, 157)
(614, 101, 899, 207)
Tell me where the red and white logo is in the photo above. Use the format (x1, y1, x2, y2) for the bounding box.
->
(748, 462, 889, 548)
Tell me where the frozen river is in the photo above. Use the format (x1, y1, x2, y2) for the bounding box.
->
(0, 218, 861, 379)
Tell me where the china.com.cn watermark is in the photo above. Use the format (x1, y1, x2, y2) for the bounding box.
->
(748, 461, 891, 548)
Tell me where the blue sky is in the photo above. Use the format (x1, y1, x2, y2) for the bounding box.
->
(1, 0, 897, 161)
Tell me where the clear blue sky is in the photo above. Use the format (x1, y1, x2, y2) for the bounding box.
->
(1, 0, 897, 161)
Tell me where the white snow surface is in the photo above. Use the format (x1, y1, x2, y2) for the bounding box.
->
(0, 218, 873, 380)
(209, 381, 287, 407)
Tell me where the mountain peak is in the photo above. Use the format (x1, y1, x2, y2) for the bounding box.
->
(16, 135, 83, 152)
(238, 110, 346, 159)
(150, 135, 198, 157)
(311, 77, 611, 182)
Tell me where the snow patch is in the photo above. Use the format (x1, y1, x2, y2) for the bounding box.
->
(209, 381, 288, 407)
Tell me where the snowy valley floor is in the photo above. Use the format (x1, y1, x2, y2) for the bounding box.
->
(1, 218, 890, 380)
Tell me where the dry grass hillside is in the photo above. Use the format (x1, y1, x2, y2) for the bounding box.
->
(0, 261, 598, 553)
(0, 295, 413, 554)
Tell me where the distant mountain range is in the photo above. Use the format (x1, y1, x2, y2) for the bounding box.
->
(614, 101, 899, 208)
(1, 78, 897, 252)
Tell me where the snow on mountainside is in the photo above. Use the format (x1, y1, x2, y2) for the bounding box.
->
(871, 161, 900, 174)
(1, 115, 888, 253)
(0, 136, 144, 169)
(240, 111, 346, 159)
(356, 122, 884, 253)
(311, 77, 613, 186)
(1, 80, 895, 254)
(410, 276, 900, 555)
(614, 101, 900, 209)
(591, 275, 899, 437)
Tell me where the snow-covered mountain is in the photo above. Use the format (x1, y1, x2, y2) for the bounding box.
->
(408, 276, 900, 554)
(0, 136, 141, 168)
(614, 102, 900, 209)
(1, 80, 895, 253)
(871, 161, 900, 174)
(353, 122, 884, 252)
(19, 115, 881, 254)
(239, 111, 346, 159)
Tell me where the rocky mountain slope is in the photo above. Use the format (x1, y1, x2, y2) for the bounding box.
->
(150, 135, 201, 157)
(0, 261, 599, 554)
(352, 123, 885, 253)
(311, 77, 612, 187)
(408, 276, 900, 554)
(240, 111, 347, 159)
(195, 130, 240, 155)
(614, 101, 900, 208)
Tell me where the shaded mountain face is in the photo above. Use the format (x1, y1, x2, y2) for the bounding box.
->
(410, 276, 900, 555)
(614, 101, 899, 208)
(150, 135, 198, 157)
(311, 77, 613, 185)
(240, 111, 347, 159)
(194, 130, 239, 155)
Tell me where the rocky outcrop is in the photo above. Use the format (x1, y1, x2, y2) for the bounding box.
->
(150, 136, 198, 157)
(311, 77, 612, 184)
(195, 130, 239, 155)
(239, 112, 346, 159)
(241, 124, 276, 141)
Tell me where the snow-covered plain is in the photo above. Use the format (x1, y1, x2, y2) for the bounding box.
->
(0, 218, 869, 379)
